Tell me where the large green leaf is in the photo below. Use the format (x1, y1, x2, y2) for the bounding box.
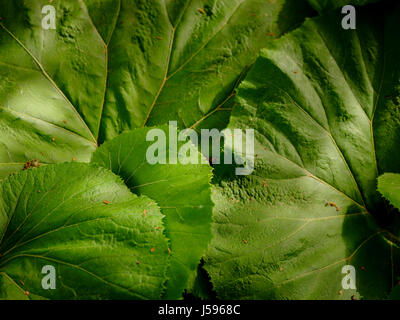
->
(91, 126, 213, 299)
(0, 0, 313, 179)
(307, 0, 381, 12)
(378, 173, 400, 211)
(205, 3, 400, 300)
(0, 163, 169, 299)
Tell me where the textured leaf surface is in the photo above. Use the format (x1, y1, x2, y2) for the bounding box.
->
(91, 126, 213, 299)
(378, 173, 400, 211)
(205, 4, 400, 300)
(0, 163, 169, 299)
(0, 0, 312, 179)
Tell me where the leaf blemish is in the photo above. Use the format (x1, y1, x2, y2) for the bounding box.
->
(326, 201, 340, 211)
(24, 160, 40, 170)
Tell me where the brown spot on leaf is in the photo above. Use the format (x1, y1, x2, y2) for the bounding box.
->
(326, 202, 340, 212)
(24, 160, 40, 170)
(150, 247, 156, 253)
(262, 180, 267, 188)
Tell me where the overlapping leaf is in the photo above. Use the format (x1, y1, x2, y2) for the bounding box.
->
(378, 173, 400, 211)
(205, 3, 400, 300)
(0, 0, 313, 179)
(0, 163, 169, 299)
(92, 126, 213, 299)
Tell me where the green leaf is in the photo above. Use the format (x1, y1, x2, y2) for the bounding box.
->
(307, 0, 381, 12)
(0, 163, 169, 299)
(205, 3, 400, 300)
(378, 173, 400, 211)
(91, 126, 213, 299)
(0, 0, 313, 178)
(184, 262, 216, 300)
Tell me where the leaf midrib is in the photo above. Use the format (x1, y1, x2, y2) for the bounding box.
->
(0, 23, 98, 146)
(142, 0, 247, 127)
(0, 254, 153, 299)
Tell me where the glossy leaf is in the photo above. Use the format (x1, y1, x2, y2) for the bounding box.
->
(0, 163, 169, 299)
(205, 4, 400, 300)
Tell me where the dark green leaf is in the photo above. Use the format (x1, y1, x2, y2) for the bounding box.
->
(307, 0, 381, 12)
(205, 4, 400, 299)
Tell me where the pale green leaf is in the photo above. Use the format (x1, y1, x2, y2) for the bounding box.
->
(378, 173, 400, 211)
(91, 126, 213, 299)
(0, 163, 169, 299)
